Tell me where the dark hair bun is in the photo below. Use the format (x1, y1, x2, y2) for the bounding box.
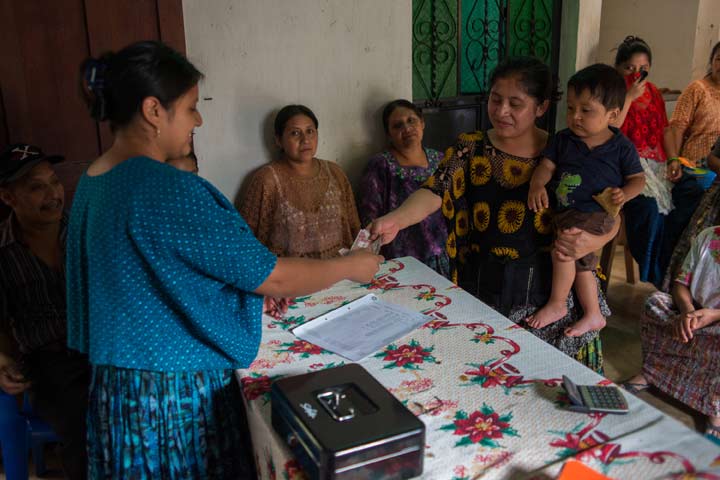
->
(614, 35, 652, 67)
(79, 41, 203, 129)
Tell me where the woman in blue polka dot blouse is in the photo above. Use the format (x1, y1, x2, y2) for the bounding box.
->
(68, 41, 383, 479)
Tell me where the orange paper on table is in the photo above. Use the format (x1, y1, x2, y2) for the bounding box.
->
(557, 459, 612, 479)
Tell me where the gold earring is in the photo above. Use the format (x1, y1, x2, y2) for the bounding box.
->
(156, 128, 160, 137)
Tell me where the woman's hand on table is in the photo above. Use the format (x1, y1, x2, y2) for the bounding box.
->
(343, 250, 384, 283)
(263, 296, 291, 319)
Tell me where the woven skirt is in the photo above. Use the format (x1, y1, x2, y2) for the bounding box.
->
(641, 292, 720, 417)
(88, 365, 256, 479)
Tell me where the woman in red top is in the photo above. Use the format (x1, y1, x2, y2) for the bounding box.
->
(613, 36, 702, 286)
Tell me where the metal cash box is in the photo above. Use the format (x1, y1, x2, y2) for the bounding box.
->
(271, 364, 425, 480)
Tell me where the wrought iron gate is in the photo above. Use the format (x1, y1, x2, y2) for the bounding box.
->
(412, 0, 562, 150)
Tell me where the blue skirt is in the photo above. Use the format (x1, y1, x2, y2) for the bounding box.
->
(88, 365, 255, 479)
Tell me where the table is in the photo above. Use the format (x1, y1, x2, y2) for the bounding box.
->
(237, 257, 720, 479)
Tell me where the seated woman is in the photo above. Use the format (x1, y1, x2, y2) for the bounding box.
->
(659, 42, 720, 276)
(624, 225, 720, 440)
(611, 36, 673, 286)
(371, 57, 618, 373)
(664, 41, 720, 171)
(240, 105, 360, 258)
(661, 136, 720, 292)
(359, 99, 449, 277)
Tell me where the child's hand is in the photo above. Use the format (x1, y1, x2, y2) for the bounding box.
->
(528, 185, 549, 212)
(610, 187, 625, 205)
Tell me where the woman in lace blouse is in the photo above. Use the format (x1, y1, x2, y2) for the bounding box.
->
(240, 105, 360, 259)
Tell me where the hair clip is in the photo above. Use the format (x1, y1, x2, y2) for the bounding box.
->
(84, 59, 107, 93)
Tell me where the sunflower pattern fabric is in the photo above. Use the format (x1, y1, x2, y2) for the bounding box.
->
(422, 131, 609, 372)
(423, 131, 550, 282)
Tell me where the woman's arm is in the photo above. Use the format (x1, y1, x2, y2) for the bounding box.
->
(254, 250, 384, 298)
(369, 188, 442, 245)
(663, 124, 686, 161)
(671, 282, 698, 343)
(553, 217, 621, 262)
(663, 125, 685, 182)
(671, 282, 695, 314)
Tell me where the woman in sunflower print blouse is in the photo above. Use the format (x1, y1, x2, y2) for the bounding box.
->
(371, 57, 620, 372)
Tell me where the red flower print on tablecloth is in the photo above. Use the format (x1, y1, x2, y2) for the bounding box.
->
(308, 361, 346, 371)
(291, 295, 348, 309)
(269, 315, 306, 330)
(375, 339, 439, 370)
(451, 465, 470, 480)
(415, 290, 437, 301)
(287, 295, 311, 309)
(361, 275, 401, 292)
(282, 460, 307, 480)
(440, 404, 519, 448)
(276, 340, 330, 358)
(471, 331, 495, 345)
(548, 414, 699, 476)
(388, 378, 435, 399)
(249, 358, 276, 370)
(459, 361, 528, 394)
(474, 451, 514, 471)
(423, 318, 453, 334)
(241, 373, 283, 404)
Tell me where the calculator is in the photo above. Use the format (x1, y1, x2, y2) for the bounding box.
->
(562, 375, 629, 414)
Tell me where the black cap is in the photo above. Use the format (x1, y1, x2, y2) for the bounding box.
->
(0, 144, 64, 185)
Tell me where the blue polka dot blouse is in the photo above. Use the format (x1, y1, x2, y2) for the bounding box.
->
(66, 157, 277, 371)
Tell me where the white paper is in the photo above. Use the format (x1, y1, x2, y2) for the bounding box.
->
(292, 294, 430, 361)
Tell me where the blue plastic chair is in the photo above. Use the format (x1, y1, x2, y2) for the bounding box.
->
(0, 391, 59, 479)
(0, 391, 28, 479)
(21, 394, 59, 477)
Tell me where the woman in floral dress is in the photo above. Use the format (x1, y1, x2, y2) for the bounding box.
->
(359, 99, 448, 277)
(371, 57, 619, 372)
(624, 226, 720, 440)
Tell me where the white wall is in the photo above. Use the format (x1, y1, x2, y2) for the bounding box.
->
(556, 0, 604, 130)
(182, 0, 412, 200)
(597, 0, 700, 91)
(692, 0, 720, 80)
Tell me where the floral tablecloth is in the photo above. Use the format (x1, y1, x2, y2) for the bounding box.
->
(236, 257, 720, 479)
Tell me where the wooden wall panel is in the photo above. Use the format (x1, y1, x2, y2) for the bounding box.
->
(157, 0, 187, 54)
(0, 0, 187, 215)
(85, 0, 161, 152)
(0, 0, 101, 207)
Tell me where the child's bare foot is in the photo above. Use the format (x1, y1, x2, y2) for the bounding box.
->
(526, 302, 568, 329)
(564, 312, 606, 337)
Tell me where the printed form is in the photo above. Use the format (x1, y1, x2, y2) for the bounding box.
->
(292, 294, 430, 361)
